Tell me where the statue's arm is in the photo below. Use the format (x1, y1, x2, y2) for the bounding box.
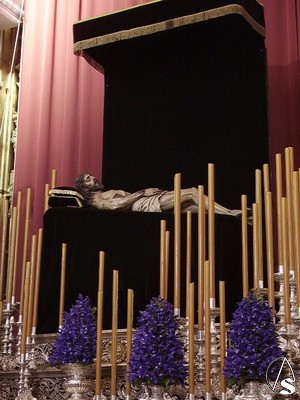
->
(91, 189, 158, 210)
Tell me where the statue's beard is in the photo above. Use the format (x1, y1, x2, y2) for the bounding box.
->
(91, 179, 104, 192)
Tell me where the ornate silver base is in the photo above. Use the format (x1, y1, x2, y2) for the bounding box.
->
(60, 363, 95, 399)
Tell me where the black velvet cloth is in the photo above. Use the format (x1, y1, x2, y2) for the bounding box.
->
(73, 0, 269, 210)
(37, 208, 251, 334)
(73, 0, 265, 43)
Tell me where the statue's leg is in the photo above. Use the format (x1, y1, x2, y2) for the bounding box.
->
(159, 188, 242, 216)
(182, 188, 242, 216)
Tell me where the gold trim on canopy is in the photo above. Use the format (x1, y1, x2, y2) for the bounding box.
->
(74, 4, 265, 65)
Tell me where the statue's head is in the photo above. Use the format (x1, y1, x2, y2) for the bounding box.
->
(75, 173, 104, 200)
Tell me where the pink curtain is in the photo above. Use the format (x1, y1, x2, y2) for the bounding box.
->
(13, 0, 150, 300)
(13, 1, 300, 298)
(14, 0, 151, 235)
(262, 0, 300, 169)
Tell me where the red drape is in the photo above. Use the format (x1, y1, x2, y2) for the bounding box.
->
(14, 0, 151, 235)
(12, 1, 300, 294)
(13, 0, 151, 300)
(262, 0, 300, 170)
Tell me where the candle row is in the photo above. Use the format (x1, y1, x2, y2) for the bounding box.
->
(161, 167, 227, 397)
(161, 166, 216, 319)
(94, 251, 134, 398)
(0, 168, 57, 310)
(242, 146, 300, 325)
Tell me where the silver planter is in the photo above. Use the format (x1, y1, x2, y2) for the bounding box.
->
(149, 385, 165, 400)
(234, 381, 273, 400)
(60, 362, 95, 399)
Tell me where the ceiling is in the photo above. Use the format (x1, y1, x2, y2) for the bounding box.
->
(0, 0, 24, 30)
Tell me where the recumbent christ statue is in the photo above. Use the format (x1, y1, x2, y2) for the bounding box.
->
(75, 173, 241, 216)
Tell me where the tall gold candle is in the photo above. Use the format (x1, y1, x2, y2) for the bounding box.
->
(165, 230, 170, 300)
(12, 191, 22, 302)
(0, 300, 3, 324)
(255, 169, 264, 286)
(98, 251, 105, 292)
(241, 195, 249, 298)
(27, 235, 37, 337)
(188, 282, 195, 396)
(265, 192, 275, 311)
(186, 211, 192, 317)
(174, 173, 181, 315)
(282, 197, 291, 325)
(285, 148, 295, 276)
(95, 290, 103, 398)
(32, 228, 43, 334)
(208, 164, 215, 302)
(96, 250, 105, 398)
(263, 164, 270, 192)
(204, 260, 211, 395)
(292, 172, 300, 307)
(276, 153, 283, 267)
(44, 183, 50, 212)
(198, 185, 205, 331)
(126, 289, 134, 398)
(19, 188, 32, 317)
(0, 199, 9, 301)
(160, 220, 166, 298)
(20, 262, 31, 357)
(51, 168, 57, 189)
(219, 281, 226, 395)
(59, 243, 67, 328)
(6, 207, 17, 306)
(111, 270, 119, 398)
(252, 203, 259, 290)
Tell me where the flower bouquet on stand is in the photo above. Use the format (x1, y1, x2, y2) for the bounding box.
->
(48, 293, 97, 399)
(224, 290, 284, 400)
(128, 296, 187, 400)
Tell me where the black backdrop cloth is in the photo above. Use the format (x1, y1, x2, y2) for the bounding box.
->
(40, 0, 265, 333)
(37, 208, 249, 334)
(73, 0, 269, 209)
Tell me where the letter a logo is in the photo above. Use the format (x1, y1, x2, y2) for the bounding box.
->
(266, 357, 295, 395)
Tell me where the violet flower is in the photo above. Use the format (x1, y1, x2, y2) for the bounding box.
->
(224, 289, 284, 387)
(48, 294, 97, 365)
(128, 296, 187, 387)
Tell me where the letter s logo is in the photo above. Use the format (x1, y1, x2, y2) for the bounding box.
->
(279, 378, 295, 395)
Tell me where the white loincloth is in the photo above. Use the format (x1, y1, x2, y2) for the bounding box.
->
(132, 192, 166, 212)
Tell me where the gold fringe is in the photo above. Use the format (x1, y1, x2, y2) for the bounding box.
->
(74, 4, 265, 59)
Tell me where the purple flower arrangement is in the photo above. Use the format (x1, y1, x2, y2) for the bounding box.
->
(224, 289, 284, 387)
(48, 294, 97, 365)
(128, 296, 187, 387)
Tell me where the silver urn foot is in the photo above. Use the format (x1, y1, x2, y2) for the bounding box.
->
(60, 362, 95, 399)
